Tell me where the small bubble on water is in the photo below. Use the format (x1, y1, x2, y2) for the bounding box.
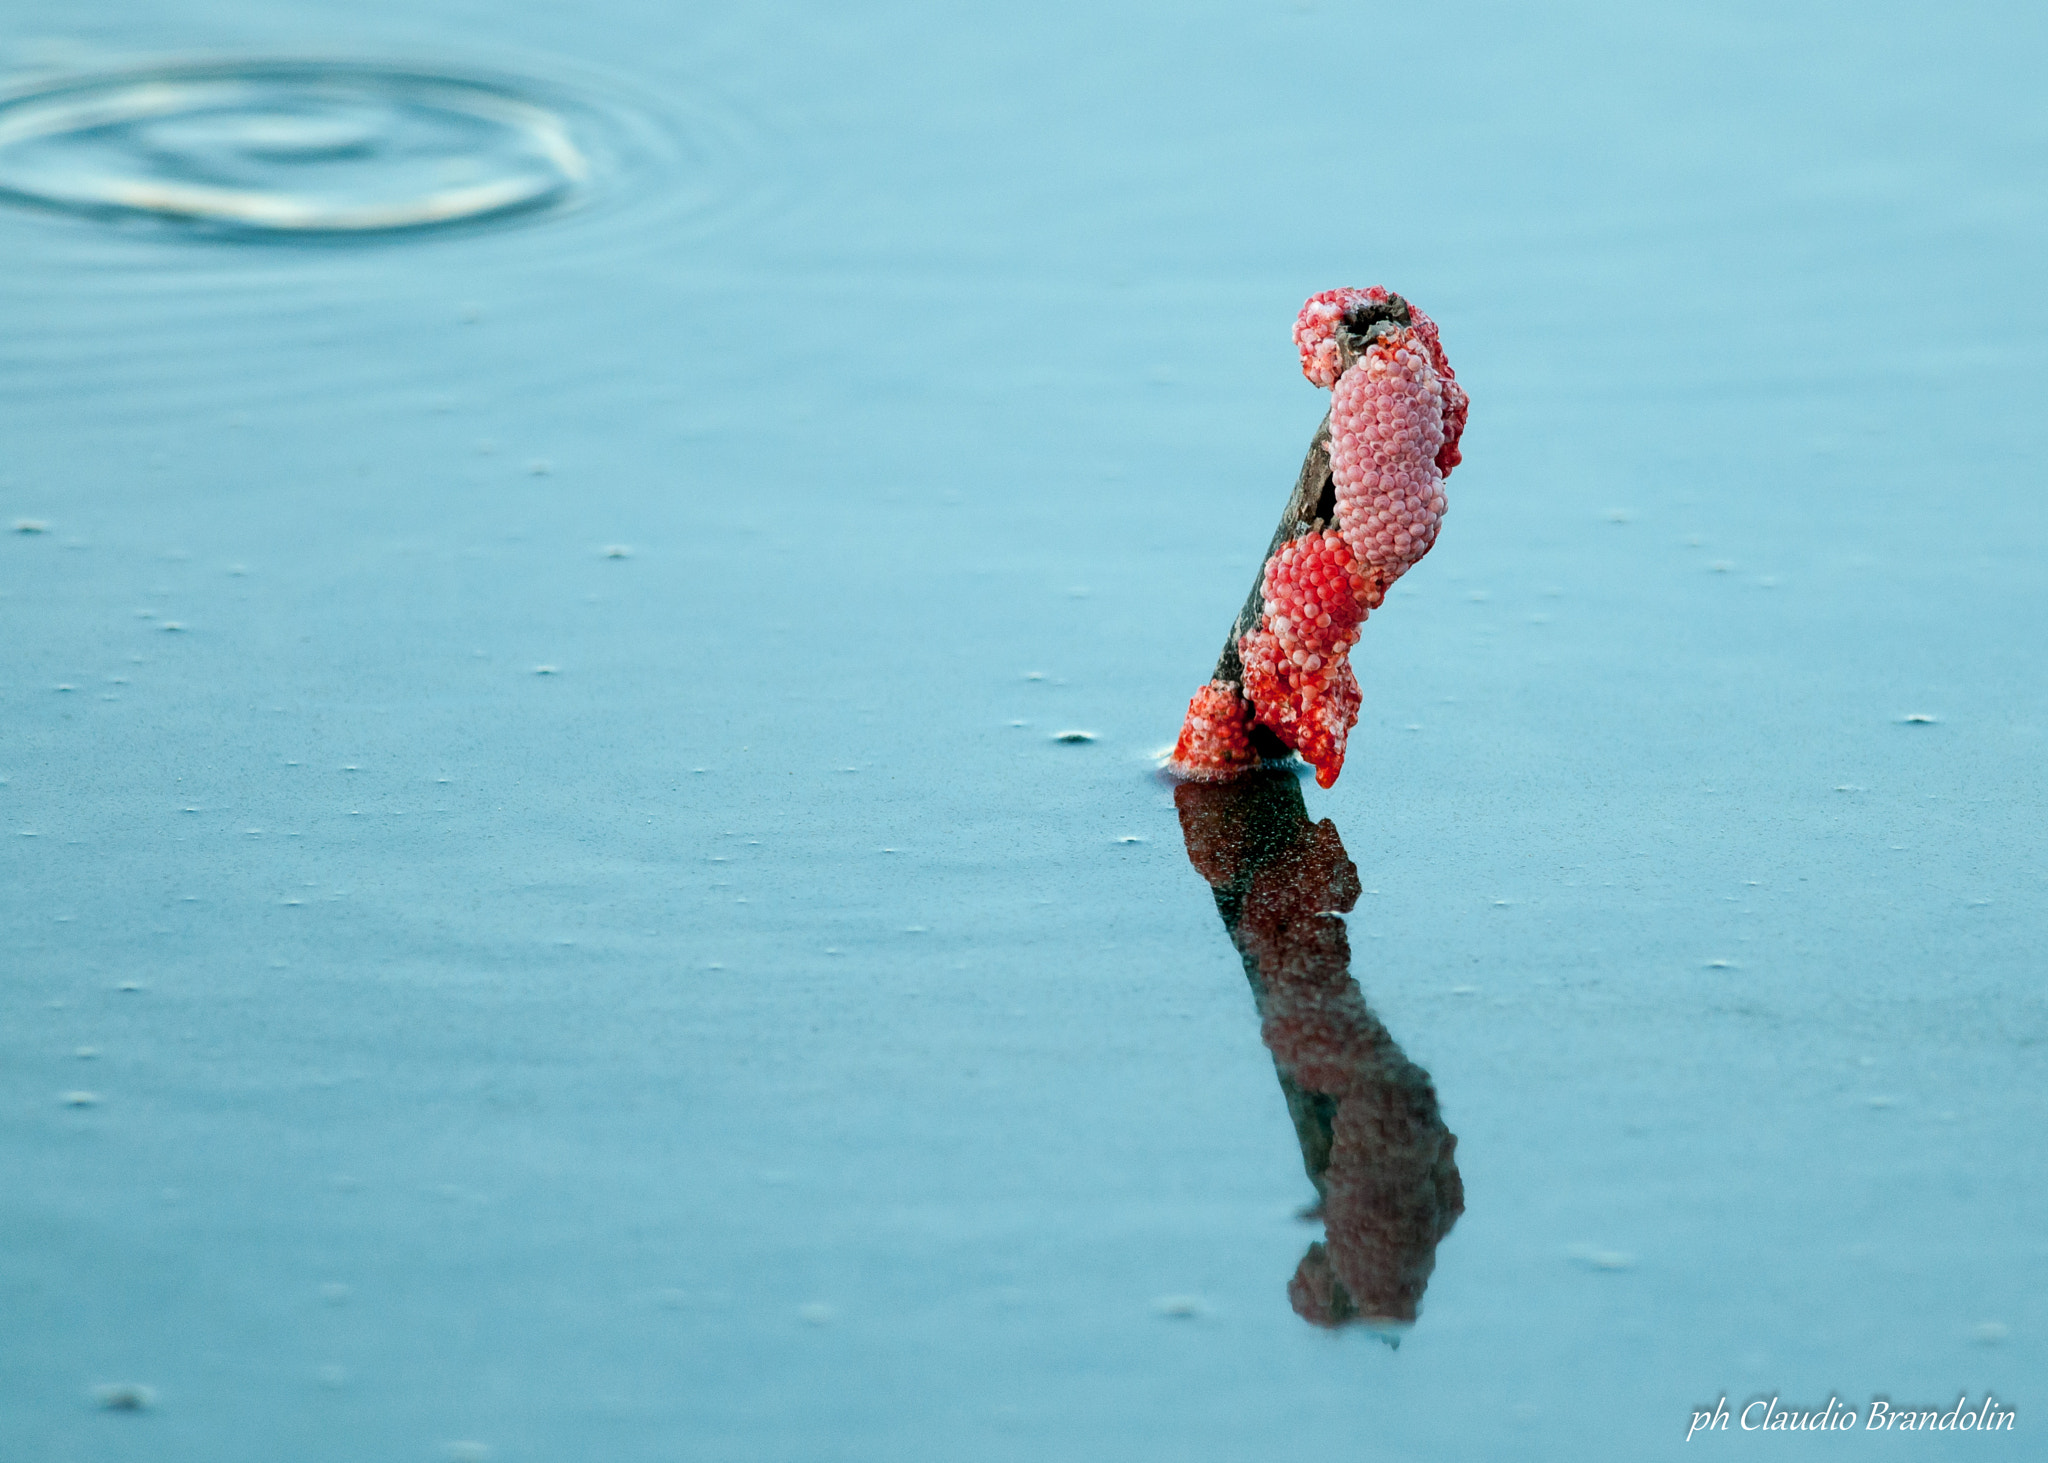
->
(74, 1046, 99, 1059)
(1567, 1245, 1636, 1272)
(1052, 730, 1096, 744)
(1899, 713, 1938, 724)
(527, 458, 553, 475)
(14, 518, 50, 533)
(603, 544, 631, 558)
(93, 1382, 155, 1411)
(62, 1090, 102, 1107)
(1117, 835, 1145, 844)
(159, 622, 185, 633)
(118, 981, 144, 992)
(533, 665, 559, 675)
(1150, 1294, 1207, 1319)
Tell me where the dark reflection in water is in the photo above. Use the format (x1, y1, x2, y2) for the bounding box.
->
(1175, 768, 1463, 1335)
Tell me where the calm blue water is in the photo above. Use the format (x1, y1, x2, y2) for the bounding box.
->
(3, 3, 2043, 1459)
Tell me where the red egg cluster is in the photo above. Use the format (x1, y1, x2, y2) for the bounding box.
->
(1238, 530, 1370, 788)
(1171, 288, 1465, 789)
(1405, 308, 1468, 474)
(1331, 326, 1448, 586)
(1167, 679, 1261, 782)
(1291, 285, 1394, 388)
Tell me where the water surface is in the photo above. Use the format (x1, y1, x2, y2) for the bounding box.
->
(3, 2, 2043, 1459)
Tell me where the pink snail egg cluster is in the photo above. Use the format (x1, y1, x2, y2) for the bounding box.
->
(1331, 326, 1448, 587)
(1168, 679, 1261, 782)
(1238, 530, 1369, 789)
(1404, 310, 1468, 475)
(1291, 285, 1394, 389)
(1172, 287, 1465, 790)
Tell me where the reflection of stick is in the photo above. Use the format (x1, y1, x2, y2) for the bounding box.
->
(1175, 767, 1463, 1330)
(1169, 290, 1467, 789)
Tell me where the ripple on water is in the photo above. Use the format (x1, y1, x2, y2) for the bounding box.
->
(0, 60, 588, 233)
(0, 53, 772, 414)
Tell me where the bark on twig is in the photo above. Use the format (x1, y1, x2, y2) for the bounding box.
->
(1209, 413, 1338, 761)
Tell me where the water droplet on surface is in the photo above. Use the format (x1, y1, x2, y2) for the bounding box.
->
(0, 61, 589, 234)
(92, 1382, 155, 1411)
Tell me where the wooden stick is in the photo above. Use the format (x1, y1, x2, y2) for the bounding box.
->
(1208, 412, 1337, 762)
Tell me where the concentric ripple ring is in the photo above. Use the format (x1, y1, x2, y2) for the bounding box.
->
(0, 60, 591, 233)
